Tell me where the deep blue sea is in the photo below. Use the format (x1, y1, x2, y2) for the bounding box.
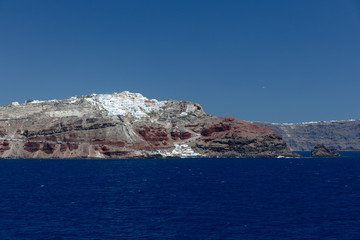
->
(1, 153, 360, 240)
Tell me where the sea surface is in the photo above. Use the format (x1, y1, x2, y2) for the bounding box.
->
(1, 153, 360, 239)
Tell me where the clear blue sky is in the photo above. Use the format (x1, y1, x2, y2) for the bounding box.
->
(1, 0, 359, 123)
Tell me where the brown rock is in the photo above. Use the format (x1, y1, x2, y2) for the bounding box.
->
(171, 131, 191, 140)
(60, 143, 68, 152)
(192, 117, 295, 157)
(42, 143, 55, 154)
(136, 126, 169, 144)
(67, 143, 78, 151)
(24, 142, 41, 153)
(0, 140, 10, 152)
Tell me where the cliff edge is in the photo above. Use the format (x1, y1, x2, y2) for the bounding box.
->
(0, 91, 296, 159)
(254, 120, 360, 151)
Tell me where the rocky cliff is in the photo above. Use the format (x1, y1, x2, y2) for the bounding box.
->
(254, 120, 360, 151)
(0, 91, 296, 159)
(311, 144, 341, 157)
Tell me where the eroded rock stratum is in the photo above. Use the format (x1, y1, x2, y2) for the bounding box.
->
(254, 120, 360, 151)
(0, 91, 296, 158)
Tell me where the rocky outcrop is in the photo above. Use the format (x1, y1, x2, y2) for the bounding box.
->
(186, 117, 295, 158)
(311, 144, 341, 157)
(0, 140, 10, 152)
(254, 120, 360, 151)
(0, 91, 296, 159)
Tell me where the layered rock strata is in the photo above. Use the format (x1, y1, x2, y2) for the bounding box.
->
(0, 91, 296, 159)
(254, 120, 360, 151)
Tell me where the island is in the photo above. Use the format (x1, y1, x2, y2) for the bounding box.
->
(311, 144, 341, 157)
(0, 91, 296, 159)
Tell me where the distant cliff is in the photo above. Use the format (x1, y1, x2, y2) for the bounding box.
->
(0, 91, 296, 159)
(254, 120, 360, 151)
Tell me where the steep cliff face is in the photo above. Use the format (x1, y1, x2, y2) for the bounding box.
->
(0, 91, 296, 158)
(254, 120, 360, 151)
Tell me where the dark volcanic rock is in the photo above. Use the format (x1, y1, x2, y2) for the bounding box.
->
(24, 142, 41, 153)
(0, 140, 10, 152)
(311, 144, 341, 157)
(42, 142, 56, 154)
